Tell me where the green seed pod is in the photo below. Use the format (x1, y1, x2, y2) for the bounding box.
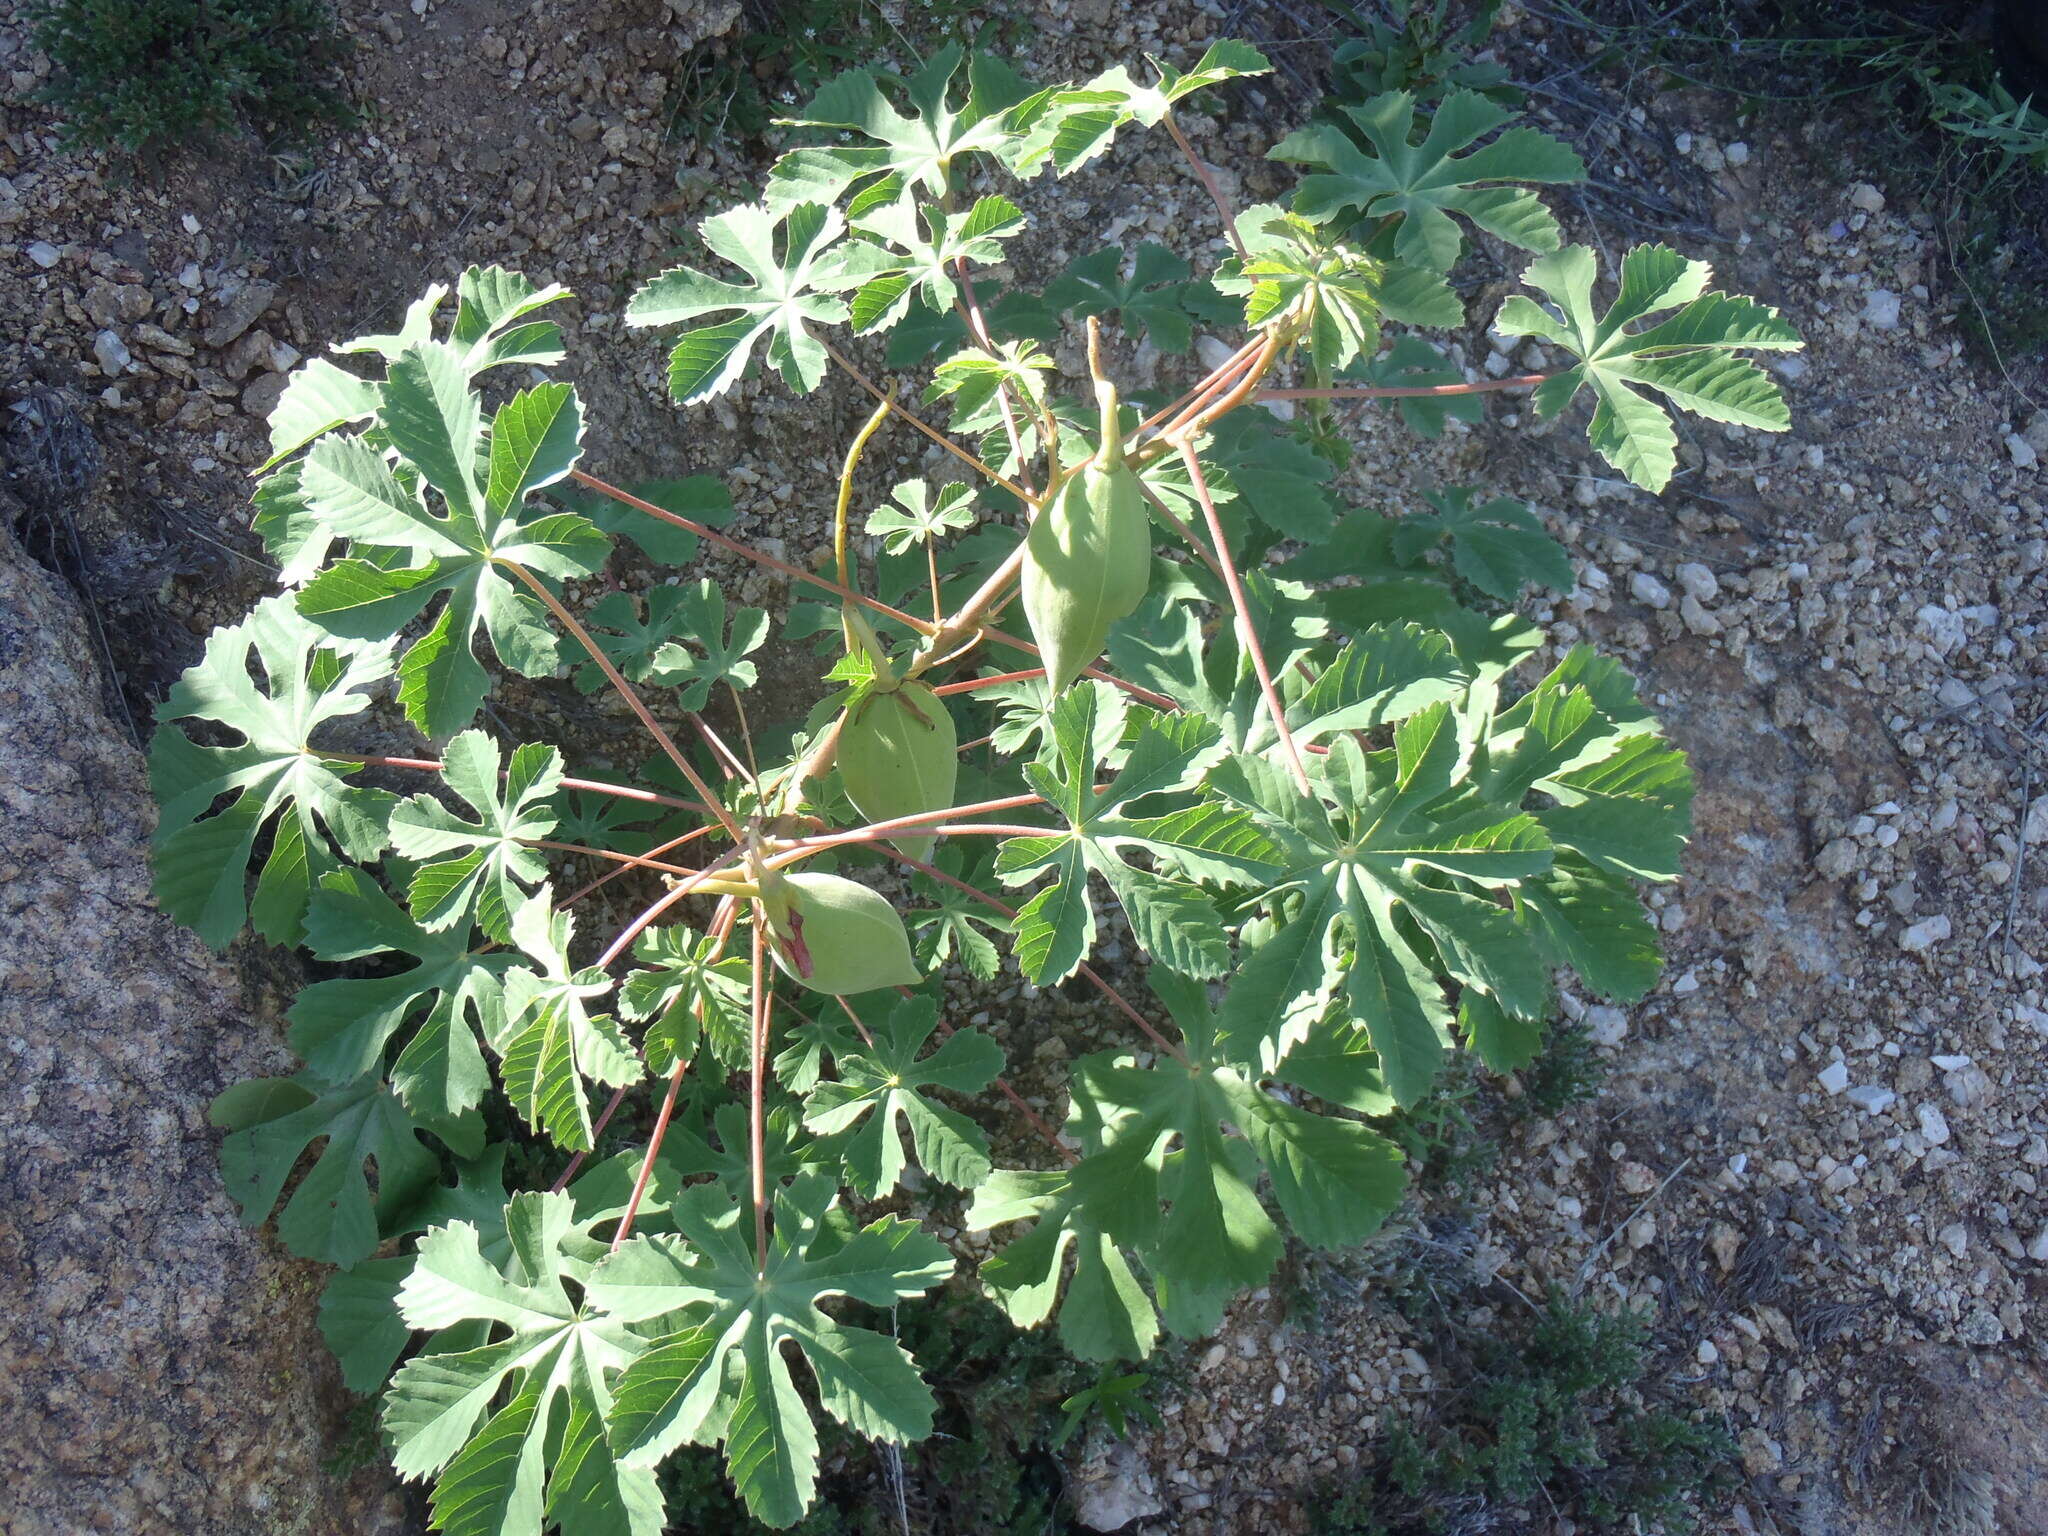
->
(1021, 451, 1151, 695)
(837, 679, 957, 861)
(767, 871, 922, 995)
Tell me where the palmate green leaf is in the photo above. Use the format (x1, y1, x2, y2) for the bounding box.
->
(924, 339, 1054, 436)
(389, 730, 563, 941)
(1480, 646, 1692, 883)
(1054, 969, 1404, 1333)
(1452, 649, 1691, 1009)
(664, 1099, 841, 1210)
(550, 789, 658, 857)
(627, 202, 849, 404)
(449, 264, 572, 375)
(261, 356, 381, 471)
(318, 1147, 517, 1394)
(321, 1144, 705, 1404)
(1212, 412, 1349, 544)
(1211, 703, 1555, 1105)
(262, 265, 568, 478)
(1494, 242, 1803, 491)
(148, 594, 397, 949)
(1351, 336, 1486, 438)
(1044, 242, 1198, 353)
(1108, 575, 1325, 755)
(567, 586, 695, 694)
(1270, 89, 1585, 269)
(865, 478, 976, 554)
(572, 474, 734, 567)
(383, 1191, 665, 1536)
(910, 896, 1006, 977)
(619, 927, 754, 1075)
(295, 364, 606, 738)
(1212, 207, 1388, 373)
(801, 994, 1001, 1195)
(591, 1174, 953, 1529)
(1212, 206, 1465, 378)
(1110, 577, 1464, 762)
(1015, 41, 1271, 176)
(966, 1168, 1160, 1364)
(994, 682, 1240, 985)
(767, 45, 1040, 208)
(289, 867, 509, 1145)
(1391, 486, 1574, 602)
(211, 1068, 441, 1267)
(830, 192, 1026, 334)
(907, 851, 1011, 980)
(492, 891, 642, 1152)
(641, 579, 770, 712)
(661, 1099, 820, 1195)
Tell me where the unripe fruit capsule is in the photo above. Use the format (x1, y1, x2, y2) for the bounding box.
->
(767, 871, 922, 995)
(837, 679, 957, 860)
(1021, 456, 1151, 695)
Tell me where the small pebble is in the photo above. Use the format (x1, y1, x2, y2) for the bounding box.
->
(1844, 1085, 1897, 1115)
(1586, 1006, 1628, 1047)
(1897, 915, 1950, 953)
(27, 240, 60, 268)
(1817, 1061, 1850, 1095)
(1862, 290, 1901, 330)
(1918, 1104, 1952, 1145)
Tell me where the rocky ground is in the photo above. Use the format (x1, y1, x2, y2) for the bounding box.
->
(2, 0, 2045, 1533)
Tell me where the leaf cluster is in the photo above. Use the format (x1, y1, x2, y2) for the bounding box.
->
(27, 0, 351, 156)
(144, 33, 1800, 1535)
(1312, 1292, 1736, 1535)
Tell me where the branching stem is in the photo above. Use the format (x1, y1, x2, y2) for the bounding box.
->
(823, 339, 1034, 503)
(571, 470, 938, 637)
(1164, 107, 1246, 260)
(890, 851, 1187, 1065)
(835, 398, 895, 592)
(749, 919, 771, 1273)
(319, 751, 712, 817)
(506, 562, 743, 842)
(1258, 373, 1548, 401)
(1170, 437, 1312, 793)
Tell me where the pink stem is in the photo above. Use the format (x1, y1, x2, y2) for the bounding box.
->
(749, 921, 770, 1272)
(508, 562, 741, 841)
(320, 752, 712, 817)
(932, 668, 1044, 697)
(1172, 437, 1311, 794)
(571, 469, 938, 636)
(897, 983, 1075, 1165)
(1165, 108, 1247, 261)
(890, 850, 1186, 1065)
(557, 821, 720, 909)
(610, 1056, 688, 1250)
(768, 794, 1047, 856)
(527, 838, 698, 878)
(1259, 373, 1547, 401)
